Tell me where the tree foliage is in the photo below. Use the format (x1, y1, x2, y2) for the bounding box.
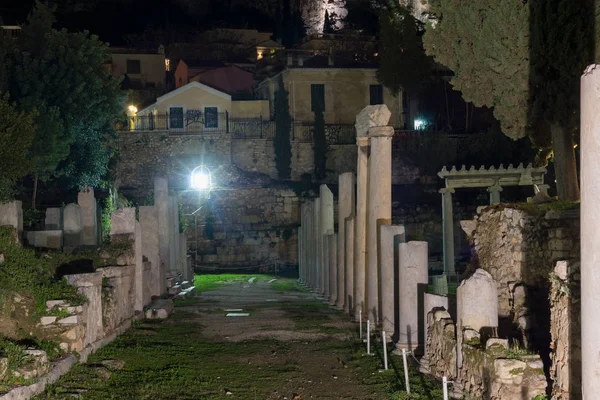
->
(313, 103, 327, 180)
(377, 2, 434, 96)
(422, 0, 595, 200)
(274, 75, 292, 179)
(323, 10, 336, 34)
(0, 94, 37, 200)
(2, 1, 124, 197)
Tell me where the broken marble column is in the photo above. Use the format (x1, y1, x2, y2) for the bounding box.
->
(345, 216, 355, 314)
(110, 207, 144, 313)
(0, 200, 23, 234)
(440, 188, 456, 276)
(320, 186, 334, 299)
(63, 203, 84, 248)
(179, 233, 190, 281)
(354, 137, 369, 321)
(78, 187, 99, 246)
(337, 172, 355, 309)
(139, 206, 162, 298)
(45, 208, 62, 230)
(380, 224, 406, 337)
(456, 268, 498, 385)
(366, 126, 393, 324)
(580, 64, 600, 395)
(397, 241, 429, 351)
(155, 178, 170, 281)
(420, 292, 450, 373)
(313, 198, 321, 291)
(328, 233, 338, 306)
(168, 196, 180, 278)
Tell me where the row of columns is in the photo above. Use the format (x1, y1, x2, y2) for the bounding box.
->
(298, 105, 429, 351)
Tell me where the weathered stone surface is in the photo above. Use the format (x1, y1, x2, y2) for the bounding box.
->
(397, 241, 428, 350)
(101, 359, 125, 371)
(57, 315, 79, 325)
(63, 203, 83, 247)
(344, 216, 355, 314)
(457, 269, 498, 333)
(40, 316, 57, 326)
(355, 105, 391, 137)
(45, 207, 62, 230)
(319, 185, 334, 299)
(0, 357, 7, 381)
(145, 299, 174, 319)
(26, 231, 63, 249)
(0, 200, 23, 233)
(336, 172, 355, 310)
(379, 224, 406, 336)
(110, 208, 136, 235)
(78, 187, 99, 246)
(485, 338, 509, 351)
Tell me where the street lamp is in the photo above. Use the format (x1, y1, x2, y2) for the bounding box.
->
(190, 166, 211, 191)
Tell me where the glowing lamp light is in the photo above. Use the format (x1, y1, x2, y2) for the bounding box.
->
(128, 105, 138, 114)
(414, 119, 425, 130)
(190, 166, 211, 190)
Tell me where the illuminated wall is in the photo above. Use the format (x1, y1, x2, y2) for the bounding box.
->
(300, 0, 348, 35)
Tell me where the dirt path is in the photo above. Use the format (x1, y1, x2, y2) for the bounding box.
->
(38, 278, 440, 399)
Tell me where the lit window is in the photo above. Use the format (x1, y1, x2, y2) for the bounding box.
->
(165, 59, 170, 72)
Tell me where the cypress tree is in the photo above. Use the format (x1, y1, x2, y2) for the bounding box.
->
(273, 75, 292, 179)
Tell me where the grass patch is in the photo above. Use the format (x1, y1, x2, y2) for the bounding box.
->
(271, 280, 304, 292)
(193, 274, 275, 293)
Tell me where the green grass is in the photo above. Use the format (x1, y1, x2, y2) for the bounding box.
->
(193, 274, 275, 292)
(271, 280, 305, 292)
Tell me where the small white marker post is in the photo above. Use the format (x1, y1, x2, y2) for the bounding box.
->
(402, 349, 410, 395)
(366, 320, 371, 355)
(443, 376, 449, 400)
(382, 330, 388, 370)
(359, 309, 363, 340)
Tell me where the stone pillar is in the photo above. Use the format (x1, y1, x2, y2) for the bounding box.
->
(421, 293, 449, 365)
(110, 208, 144, 313)
(322, 229, 332, 299)
(169, 196, 180, 278)
(139, 206, 162, 297)
(155, 178, 170, 284)
(314, 198, 321, 291)
(581, 64, 600, 397)
(440, 188, 456, 276)
(455, 268, 498, 394)
(0, 200, 23, 235)
(319, 185, 334, 298)
(380, 225, 406, 337)
(63, 203, 84, 248)
(78, 187, 99, 246)
(488, 184, 503, 205)
(45, 208, 62, 230)
(337, 172, 355, 309)
(354, 138, 369, 321)
(328, 233, 338, 306)
(366, 129, 393, 323)
(397, 241, 428, 351)
(179, 233, 190, 281)
(345, 216, 355, 315)
(298, 224, 303, 283)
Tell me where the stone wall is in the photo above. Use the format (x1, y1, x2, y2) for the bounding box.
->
(181, 187, 301, 272)
(468, 205, 579, 347)
(423, 309, 547, 399)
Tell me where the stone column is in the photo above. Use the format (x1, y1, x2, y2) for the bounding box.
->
(354, 138, 369, 321)
(397, 241, 428, 351)
(298, 224, 304, 283)
(319, 185, 334, 299)
(581, 64, 600, 396)
(380, 225, 406, 337)
(155, 178, 170, 284)
(78, 187, 99, 246)
(169, 196, 180, 278)
(45, 208, 62, 230)
(337, 172, 355, 309)
(345, 216, 355, 315)
(139, 206, 162, 297)
(63, 203, 84, 248)
(328, 233, 338, 306)
(366, 129, 393, 324)
(0, 200, 23, 235)
(440, 188, 456, 276)
(488, 184, 503, 205)
(313, 198, 321, 291)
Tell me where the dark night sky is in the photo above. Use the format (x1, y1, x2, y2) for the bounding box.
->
(1, 0, 278, 45)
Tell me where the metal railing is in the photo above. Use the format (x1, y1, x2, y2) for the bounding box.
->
(117, 112, 231, 134)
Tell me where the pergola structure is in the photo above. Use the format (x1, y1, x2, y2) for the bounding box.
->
(438, 163, 548, 276)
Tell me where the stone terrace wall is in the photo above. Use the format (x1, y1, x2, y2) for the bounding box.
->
(118, 133, 429, 197)
(181, 187, 300, 272)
